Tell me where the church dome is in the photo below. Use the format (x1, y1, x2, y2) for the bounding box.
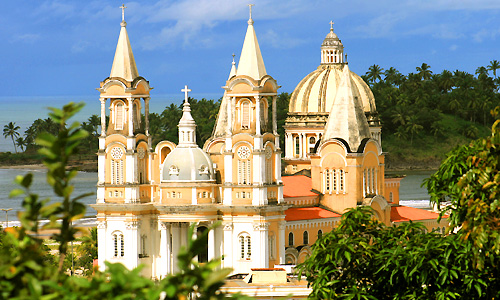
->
(289, 64, 376, 115)
(161, 146, 215, 182)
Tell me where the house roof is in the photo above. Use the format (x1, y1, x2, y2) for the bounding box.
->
(285, 207, 341, 221)
(391, 206, 448, 223)
(282, 175, 317, 198)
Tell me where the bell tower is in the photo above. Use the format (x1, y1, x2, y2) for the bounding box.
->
(204, 5, 287, 271)
(96, 5, 152, 206)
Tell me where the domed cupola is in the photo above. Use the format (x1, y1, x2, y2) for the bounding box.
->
(321, 21, 344, 64)
(161, 86, 216, 182)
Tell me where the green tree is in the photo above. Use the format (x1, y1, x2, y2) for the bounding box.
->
(416, 63, 433, 81)
(3, 122, 20, 153)
(76, 227, 98, 276)
(366, 64, 384, 84)
(487, 59, 500, 77)
(475, 66, 488, 77)
(15, 136, 28, 152)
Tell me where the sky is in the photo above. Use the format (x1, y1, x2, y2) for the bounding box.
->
(0, 0, 499, 99)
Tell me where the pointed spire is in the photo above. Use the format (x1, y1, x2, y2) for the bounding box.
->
(322, 65, 371, 151)
(228, 53, 237, 80)
(109, 5, 139, 81)
(178, 85, 197, 146)
(236, 4, 267, 80)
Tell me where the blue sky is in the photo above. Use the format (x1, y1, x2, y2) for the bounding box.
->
(1, 0, 499, 98)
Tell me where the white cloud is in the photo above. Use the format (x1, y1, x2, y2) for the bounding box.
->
(449, 44, 458, 51)
(11, 33, 41, 44)
(261, 29, 306, 49)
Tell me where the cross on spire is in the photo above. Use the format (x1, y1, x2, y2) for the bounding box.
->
(330, 20, 334, 30)
(181, 85, 191, 103)
(120, 4, 127, 22)
(248, 4, 254, 20)
(232, 53, 235, 63)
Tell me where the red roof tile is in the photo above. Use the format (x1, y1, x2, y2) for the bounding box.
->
(282, 175, 317, 198)
(285, 207, 341, 221)
(391, 206, 448, 222)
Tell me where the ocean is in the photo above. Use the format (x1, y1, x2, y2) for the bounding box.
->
(0, 94, 221, 153)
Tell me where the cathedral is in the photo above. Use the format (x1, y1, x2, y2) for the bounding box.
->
(93, 7, 446, 281)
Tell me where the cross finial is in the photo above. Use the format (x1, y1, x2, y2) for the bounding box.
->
(120, 4, 127, 22)
(232, 53, 235, 63)
(181, 85, 191, 103)
(248, 4, 254, 20)
(330, 20, 334, 30)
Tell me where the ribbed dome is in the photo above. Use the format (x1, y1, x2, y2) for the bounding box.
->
(289, 64, 376, 115)
(161, 147, 215, 182)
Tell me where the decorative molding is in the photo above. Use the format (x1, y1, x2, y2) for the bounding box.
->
(278, 221, 286, 230)
(158, 221, 167, 231)
(253, 222, 270, 231)
(223, 223, 233, 231)
(97, 221, 106, 229)
(125, 220, 141, 230)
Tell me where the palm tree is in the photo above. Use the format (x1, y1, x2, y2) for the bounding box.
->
(366, 64, 384, 84)
(475, 66, 488, 77)
(3, 122, 20, 153)
(405, 115, 423, 145)
(15, 137, 27, 152)
(384, 67, 404, 86)
(416, 63, 433, 81)
(487, 60, 500, 77)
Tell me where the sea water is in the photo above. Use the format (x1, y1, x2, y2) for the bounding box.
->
(0, 168, 435, 227)
(0, 93, 220, 152)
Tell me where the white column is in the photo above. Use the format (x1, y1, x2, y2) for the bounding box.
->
(97, 221, 107, 271)
(171, 223, 180, 273)
(100, 98, 106, 136)
(222, 223, 233, 270)
(127, 98, 134, 137)
(159, 222, 171, 277)
(303, 133, 308, 157)
(278, 221, 286, 264)
(126, 221, 140, 269)
(253, 223, 269, 268)
(272, 96, 277, 135)
(227, 96, 232, 135)
(145, 97, 150, 137)
(208, 223, 215, 261)
(255, 96, 261, 136)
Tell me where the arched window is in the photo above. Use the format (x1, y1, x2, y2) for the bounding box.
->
(325, 169, 330, 192)
(389, 192, 393, 202)
(115, 102, 124, 130)
(339, 169, 345, 192)
(112, 232, 124, 257)
(303, 231, 309, 245)
(239, 233, 251, 260)
(318, 230, 323, 239)
(241, 101, 250, 129)
(288, 232, 294, 246)
(332, 169, 337, 191)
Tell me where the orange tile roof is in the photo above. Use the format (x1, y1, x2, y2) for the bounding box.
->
(391, 206, 448, 222)
(285, 207, 341, 221)
(282, 175, 318, 198)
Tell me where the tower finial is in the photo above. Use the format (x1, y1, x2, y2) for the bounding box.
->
(248, 4, 254, 24)
(120, 4, 127, 22)
(232, 53, 236, 64)
(329, 20, 334, 31)
(182, 85, 192, 103)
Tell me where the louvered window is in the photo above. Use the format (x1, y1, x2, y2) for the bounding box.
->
(241, 101, 250, 129)
(115, 102, 124, 130)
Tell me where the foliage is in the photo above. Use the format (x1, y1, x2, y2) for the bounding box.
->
(298, 207, 500, 299)
(76, 227, 98, 276)
(424, 107, 500, 269)
(3, 121, 20, 153)
(0, 103, 249, 299)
